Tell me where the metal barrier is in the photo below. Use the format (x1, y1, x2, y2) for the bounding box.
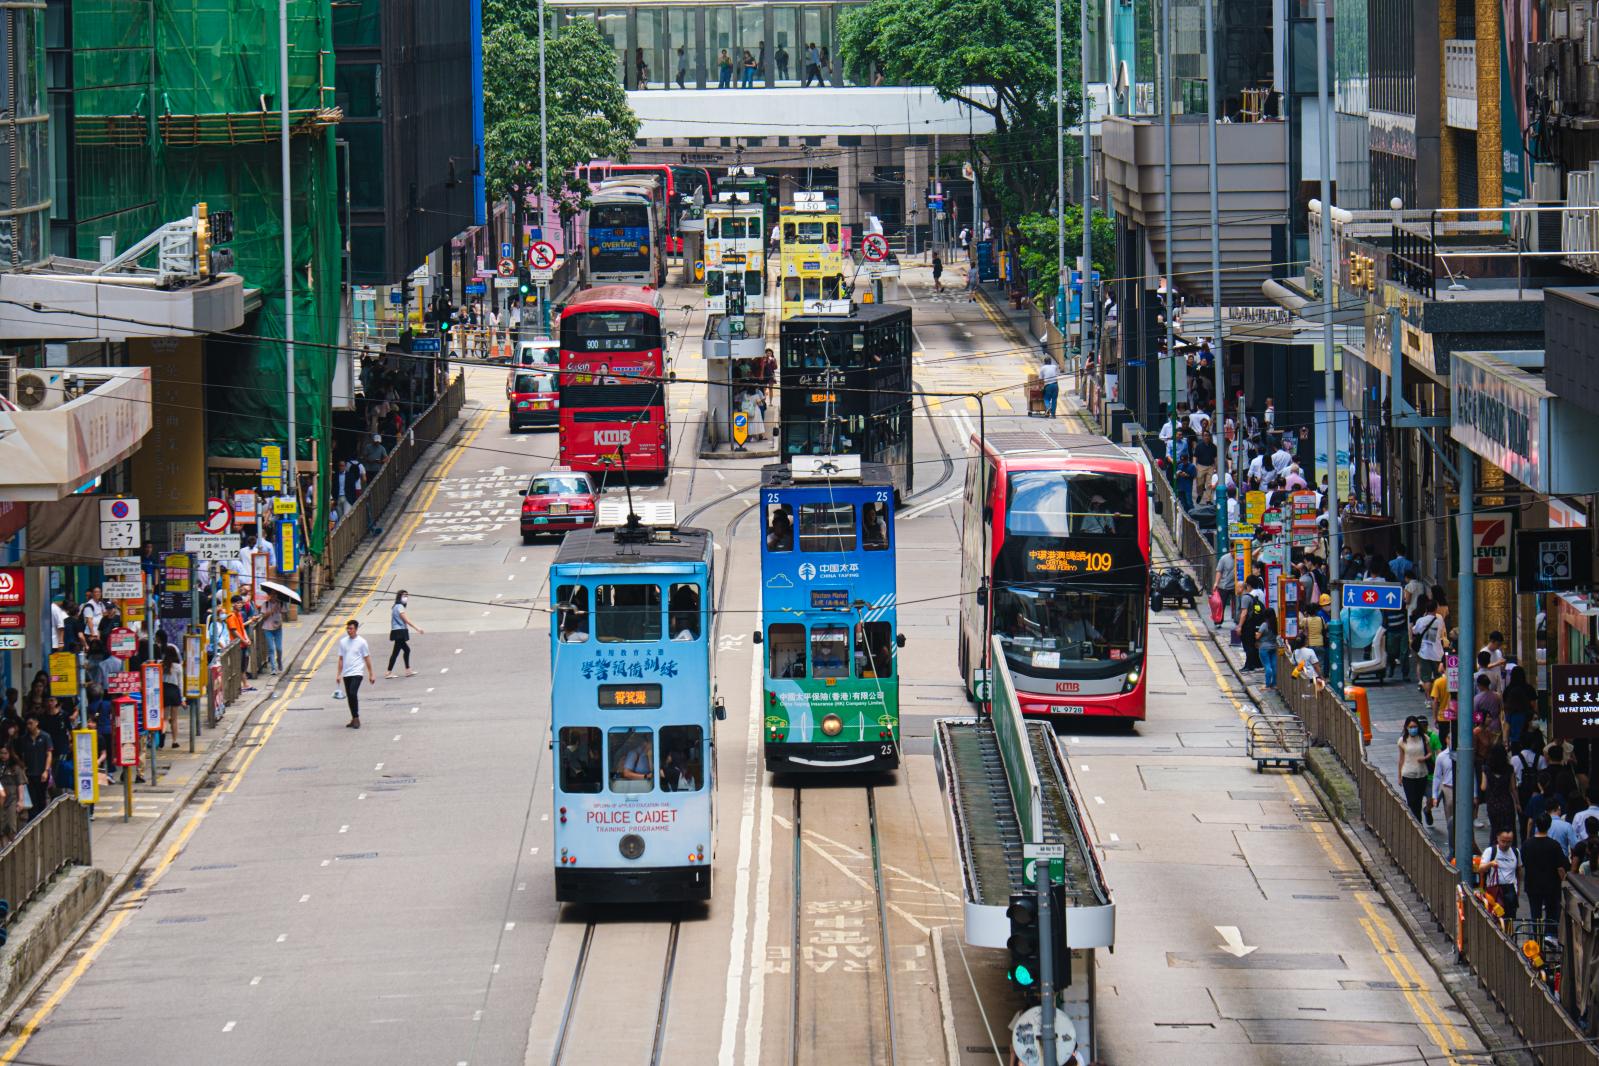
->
(0, 795, 91, 917)
(1271, 651, 1599, 1063)
(1144, 441, 1216, 593)
(326, 373, 465, 578)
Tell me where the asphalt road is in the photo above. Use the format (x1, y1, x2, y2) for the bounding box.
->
(6, 266, 1489, 1066)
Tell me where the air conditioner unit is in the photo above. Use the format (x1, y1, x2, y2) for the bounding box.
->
(11, 369, 67, 410)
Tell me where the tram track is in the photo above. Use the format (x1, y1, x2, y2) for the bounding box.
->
(547, 918, 684, 1066)
(787, 784, 900, 1066)
(903, 381, 954, 503)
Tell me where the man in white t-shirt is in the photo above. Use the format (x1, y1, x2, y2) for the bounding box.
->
(50, 597, 68, 649)
(1480, 830, 1522, 918)
(336, 619, 376, 729)
(1037, 360, 1059, 417)
(79, 587, 106, 634)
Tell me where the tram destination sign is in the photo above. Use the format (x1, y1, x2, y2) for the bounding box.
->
(810, 588, 851, 611)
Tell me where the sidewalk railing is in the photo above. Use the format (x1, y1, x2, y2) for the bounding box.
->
(1144, 440, 1216, 593)
(1270, 651, 1599, 1064)
(327, 373, 465, 578)
(0, 796, 91, 917)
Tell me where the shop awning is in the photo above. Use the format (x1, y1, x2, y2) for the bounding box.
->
(0, 367, 152, 501)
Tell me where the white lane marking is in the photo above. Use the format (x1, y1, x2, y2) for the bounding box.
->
(531, 847, 540, 854)
(374, 762, 384, 771)
(519, 556, 527, 563)
(1109, 833, 1120, 842)
(540, 813, 548, 822)
(1094, 795, 1106, 805)
(393, 735, 402, 742)
(507, 574, 516, 581)
(714, 470, 726, 481)
(299, 894, 311, 903)
(455, 648, 463, 654)
(275, 934, 287, 943)
(898, 488, 963, 521)
(358, 793, 367, 800)
(1080, 764, 1090, 772)
(410, 707, 418, 714)
(482, 611, 491, 617)
(249, 976, 262, 987)
(339, 825, 349, 833)
(719, 641, 765, 1066)
(223, 1021, 236, 1033)
(504, 922, 516, 932)
(320, 859, 330, 867)
(427, 688, 435, 693)
(517, 882, 527, 892)
(1072, 737, 1081, 744)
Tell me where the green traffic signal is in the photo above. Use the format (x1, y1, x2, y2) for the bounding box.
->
(1009, 963, 1036, 987)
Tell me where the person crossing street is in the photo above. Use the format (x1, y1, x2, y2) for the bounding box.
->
(337, 620, 376, 729)
(386, 590, 424, 678)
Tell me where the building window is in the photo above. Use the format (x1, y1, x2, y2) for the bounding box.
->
(688, 137, 705, 147)
(839, 135, 861, 148)
(744, 137, 764, 147)
(804, 136, 822, 147)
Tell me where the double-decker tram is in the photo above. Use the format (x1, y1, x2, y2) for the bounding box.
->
(958, 428, 1152, 721)
(576, 162, 713, 254)
(549, 503, 720, 902)
(757, 457, 900, 773)
(778, 303, 914, 498)
(584, 181, 665, 286)
(557, 286, 670, 476)
(715, 166, 776, 232)
(704, 196, 767, 313)
(778, 191, 846, 320)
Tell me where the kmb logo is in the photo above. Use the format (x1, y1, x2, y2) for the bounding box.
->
(594, 429, 632, 446)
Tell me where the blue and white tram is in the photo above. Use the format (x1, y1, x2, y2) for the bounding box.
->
(549, 505, 720, 903)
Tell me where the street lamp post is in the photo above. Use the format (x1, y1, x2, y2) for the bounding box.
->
(1080, 0, 1093, 373)
(538, 0, 552, 334)
(278, 0, 300, 598)
(1055, 0, 1067, 341)
(1203, 0, 1226, 558)
(1315, 0, 1345, 687)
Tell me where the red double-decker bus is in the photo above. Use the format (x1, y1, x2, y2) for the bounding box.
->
(957, 428, 1153, 720)
(557, 286, 670, 476)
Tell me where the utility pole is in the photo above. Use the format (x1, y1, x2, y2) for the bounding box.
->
(1315, 0, 1345, 688)
(1055, 0, 1067, 340)
(1203, 0, 1226, 556)
(538, 0, 552, 335)
(1080, 0, 1094, 372)
(1454, 446, 1476, 885)
(1161, 0, 1176, 416)
(278, 0, 299, 598)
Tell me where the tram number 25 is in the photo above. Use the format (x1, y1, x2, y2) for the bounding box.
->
(879, 744, 894, 756)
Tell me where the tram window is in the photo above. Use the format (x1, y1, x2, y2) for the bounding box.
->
(810, 626, 850, 679)
(706, 217, 720, 239)
(799, 503, 856, 553)
(769, 623, 807, 678)
(802, 277, 821, 303)
(706, 269, 724, 296)
(669, 584, 702, 640)
(556, 585, 590, 643)
(783, 222, 798, 242)
(609, 727, 655, 794)
(558, 727, 603, 794)
(856, 621, 894, 679)
(862, 502, 889, 550)
(825, 275, 845, 302)
(660, 725, 704, 792)
(826, 222, 839, 244)
(745, 270, 763, 295)
(784, 276, 801, 305)
(595, 584, 663, 642)
(765, 503, 794, 551)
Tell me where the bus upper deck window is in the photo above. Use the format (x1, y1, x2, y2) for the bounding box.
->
(669, 584, 702, 640)
(766, 503, 794, 551)
(596, 584, 663, 642)
(609, 727, 654, 794)
(810, 626, 850, 679)
(856, 621, 894, 679)
(660, 725, 704, 792)
(825, 221, 839, 244)
(556, 585, 590, 642)
(799, 503, 856, 553)
(862, 502, 889, 550)
(558, 726, 603, 793)
(769, 623, 806, 678)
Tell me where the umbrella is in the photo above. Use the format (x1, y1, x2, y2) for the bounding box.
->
(260, 580, 302, 604)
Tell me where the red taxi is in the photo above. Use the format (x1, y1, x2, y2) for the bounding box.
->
(519, 469, 598, 543)
(508, 369, 559, 431)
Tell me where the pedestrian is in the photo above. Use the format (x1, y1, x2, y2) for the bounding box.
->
(931, 251, 945, 292)
(336, 620, 376, 729)
(1547, 795, 1577, 856)
(261, 590, 285, 673)
(1390, 543, 1415, 583)
(635, 46, 650, 88)
(1411, 602, 1448, 689)
(1523, 812, 1570, 931)
(1289, 633, 1321, 682)
(676, 44, 688, 88)
(1480, 744, 1520, 842)
(1239, 577, 1267, 671)
(1038, 359, 1059, 418)
(718, 48, 733, 88)
(1474, 672, 1505, 748)
(1432, 742, 1457, 859)
(18, 715, 51, 816)
(740, 49, 756, 88)
(775, 42, 789, 80)
(162, 645, 182, 749)
(0, 746, 22, 844)
(1398, 715, 1431, 821)
(1302, 595, 1331, 666)
(1502, 664, 1538, 745)
(386, 591, 424, 678)
(803, 41, 820, 87)
(1194, 431, 1218, 505)
(1480, 829, 1523, 921)
(1258, 609, 1279, 686)
(1382, 600, 1411, 681)
(1173, 454, 1196, 511)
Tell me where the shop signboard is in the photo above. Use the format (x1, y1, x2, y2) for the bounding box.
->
(1551, 665, 1599, 740)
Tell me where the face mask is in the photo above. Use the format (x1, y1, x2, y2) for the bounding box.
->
(400, 598, 408, 607)
(1408, 727, 1419, 737)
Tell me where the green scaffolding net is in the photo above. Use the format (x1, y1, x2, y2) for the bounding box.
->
(69, 0, 342, 554)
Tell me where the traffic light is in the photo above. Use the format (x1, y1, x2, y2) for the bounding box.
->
(1006, 893, 1041, 997)
(518, 269, 531, 297)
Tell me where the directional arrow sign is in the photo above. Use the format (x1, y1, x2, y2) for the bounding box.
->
(1215, 926, 1257, 958)
(1341, 581, 1402, 611)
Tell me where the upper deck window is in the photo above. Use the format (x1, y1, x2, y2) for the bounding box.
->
(765, 503, 794, 552)
(799, 503, 856, 553)
(862, 502, 889, 550)
(556, 585, 590, 643)
(561, 310, 662, 352)
(1006, 471, 1136, 539)
(669, 584, 702, 640)
(596, 584, 663, 643)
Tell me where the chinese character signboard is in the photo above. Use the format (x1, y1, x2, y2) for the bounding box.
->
(1551, 665, 1599, 740)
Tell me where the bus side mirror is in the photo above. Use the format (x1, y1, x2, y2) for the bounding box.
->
(518, 489, 528, 496)
(896, 634, 906, 648)
(752, 630, 763, 644)
(668, 370, 678, 382)
(714, 698, 727, 721)
(975, 585, 988, 607)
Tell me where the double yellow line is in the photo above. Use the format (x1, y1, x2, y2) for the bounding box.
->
(1173, 606, 1471, 1062)
(1, 406, 491, 1062)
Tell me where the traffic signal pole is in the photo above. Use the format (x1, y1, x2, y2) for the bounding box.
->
(1038, 874, 1058, 1066)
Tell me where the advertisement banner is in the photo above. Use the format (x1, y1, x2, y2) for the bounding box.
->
(49, 651, 78, 696)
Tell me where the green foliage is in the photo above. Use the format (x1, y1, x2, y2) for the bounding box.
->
(482, 18, 638, 206)
(1015, 207, 1114, 305)
(838, 0, 1080, 227)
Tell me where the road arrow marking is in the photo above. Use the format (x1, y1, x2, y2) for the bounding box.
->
(1215, 926, 1257, 957)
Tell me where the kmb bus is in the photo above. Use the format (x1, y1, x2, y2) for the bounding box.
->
(557, 286, 670, 477)
(958, 428, 1152, 721)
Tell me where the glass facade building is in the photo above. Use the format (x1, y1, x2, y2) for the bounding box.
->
(5, 0, 50, 266)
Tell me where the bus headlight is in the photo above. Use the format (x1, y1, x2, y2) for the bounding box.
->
(619, 834, 646, 860)
(1122, 668, 1142, 692)
(821, 714, 844, 737)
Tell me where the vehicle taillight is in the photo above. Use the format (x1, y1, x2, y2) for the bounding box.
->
(524, 499, 546, 513)
(572, 499, 594, 511)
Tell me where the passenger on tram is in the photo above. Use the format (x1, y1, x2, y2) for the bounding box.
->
(766, 506, 794, 551)
(862, 503, 888, 549)
(611, 730, 654, 793)
(670, 585, 701, 640)
(560, 730, 601, 790)
(558, 594, 590, 642)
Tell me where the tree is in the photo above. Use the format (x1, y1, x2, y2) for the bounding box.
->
(838, 0, 1080, 233)
(482, 18, 638, 208)
(1015, 207, 1114, 308)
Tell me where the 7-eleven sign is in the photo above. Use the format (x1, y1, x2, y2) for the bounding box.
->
(1473, 513, 1513, 576)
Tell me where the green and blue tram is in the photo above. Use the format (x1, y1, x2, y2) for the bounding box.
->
(757, 457, 901, 774)
(549, 507, 720, 902)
